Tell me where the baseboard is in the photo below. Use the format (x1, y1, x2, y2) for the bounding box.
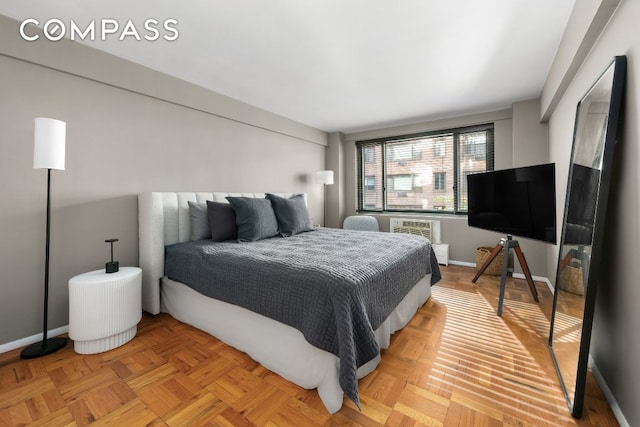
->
(451, 261, 554, 293)
(448, 260, 475, 268)
(449, 260, 515, 272)
(513, 272, 554, 293)
(589, 355, 630, 427)
(0, 325, 69, 354)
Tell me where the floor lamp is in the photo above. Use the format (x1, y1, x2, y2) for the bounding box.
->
(315, 170, 334, 227)
(21, 118, 68, 359)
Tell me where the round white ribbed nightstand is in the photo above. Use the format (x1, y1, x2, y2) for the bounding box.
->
(68, 267, 142, 354)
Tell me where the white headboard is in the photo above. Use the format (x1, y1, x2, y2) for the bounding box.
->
(138, 191, 304, 314)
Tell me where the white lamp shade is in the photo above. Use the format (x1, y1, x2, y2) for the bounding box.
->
(33, 118, 66, 170)
(315, 170, 334, 185)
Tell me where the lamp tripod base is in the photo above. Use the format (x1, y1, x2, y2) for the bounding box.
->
(471, 235, 539, 316)
(20, 337, 67, 359)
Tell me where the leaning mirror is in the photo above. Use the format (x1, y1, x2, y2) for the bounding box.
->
(548, 55, 626, 418)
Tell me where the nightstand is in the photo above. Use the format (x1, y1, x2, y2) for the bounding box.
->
(68, 267, 142, 354)
(432, 243, 449, 266)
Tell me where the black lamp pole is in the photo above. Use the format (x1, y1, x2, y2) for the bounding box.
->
(21, 168, 67, 359)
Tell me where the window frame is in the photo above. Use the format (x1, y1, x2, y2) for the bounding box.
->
(356, 123, 494, 215)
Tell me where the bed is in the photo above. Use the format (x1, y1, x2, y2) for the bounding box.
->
(138, 191, 441, 413)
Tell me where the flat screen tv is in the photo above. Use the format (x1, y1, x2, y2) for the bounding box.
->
(467, 163, 557, 244)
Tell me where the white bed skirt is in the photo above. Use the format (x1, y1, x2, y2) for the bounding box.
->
(160, 274, 432, 414)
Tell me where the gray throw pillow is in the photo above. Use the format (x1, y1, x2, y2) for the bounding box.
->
(225, 197, 279, 242)
(187, 201, 210, 240)
(266, 193, 313, 237)
(206, 201, 238, 242)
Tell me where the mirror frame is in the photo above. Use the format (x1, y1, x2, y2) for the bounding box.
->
(548, 55, 626, 418)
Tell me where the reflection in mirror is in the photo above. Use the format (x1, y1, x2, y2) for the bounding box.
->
(549, 56, 626, 418)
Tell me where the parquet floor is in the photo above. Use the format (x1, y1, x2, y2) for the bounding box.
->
(0, 265, 618, 426)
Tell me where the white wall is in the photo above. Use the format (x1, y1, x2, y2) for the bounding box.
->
(0, 15, 328, 347)
(512, 99, 549, 166)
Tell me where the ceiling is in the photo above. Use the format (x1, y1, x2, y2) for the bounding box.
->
(0, 1, 575, 133)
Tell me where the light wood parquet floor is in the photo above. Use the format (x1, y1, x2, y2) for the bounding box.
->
(0, 265, 619, 426)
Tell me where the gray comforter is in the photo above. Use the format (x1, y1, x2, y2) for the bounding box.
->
(164, 227, 441, 407)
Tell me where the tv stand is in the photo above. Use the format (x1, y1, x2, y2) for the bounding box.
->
(472, 235, 539, 316)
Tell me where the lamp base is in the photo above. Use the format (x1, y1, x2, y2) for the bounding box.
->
(20, 337, 67, 359)
(106, 261, 119, 274)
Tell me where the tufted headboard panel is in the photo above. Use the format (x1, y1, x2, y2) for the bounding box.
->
(138, 191, 304, 314)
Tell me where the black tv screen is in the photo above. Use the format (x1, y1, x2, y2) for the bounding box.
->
(467, 163, 557, 244)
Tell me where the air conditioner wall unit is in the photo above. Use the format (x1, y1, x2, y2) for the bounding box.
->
(389, 218, 441, 243)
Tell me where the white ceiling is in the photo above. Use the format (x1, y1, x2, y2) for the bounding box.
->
(0, 0, 575, 133)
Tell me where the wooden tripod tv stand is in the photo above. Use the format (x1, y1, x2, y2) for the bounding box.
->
(472, 235, 539, 316)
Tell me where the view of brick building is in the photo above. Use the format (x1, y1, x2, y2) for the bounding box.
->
(361, 130, 488, 212)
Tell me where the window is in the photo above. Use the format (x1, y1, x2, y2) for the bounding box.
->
(364, 175, 375, 191)
(463, 132, 486, 159)
(387, 143, 421, 162)
(356, 124, 494, 213)
(434, 139, 446, 157)
(387, 174, 413, 191)
(433, 172, 446, 191)
(364, 147, 375, 163)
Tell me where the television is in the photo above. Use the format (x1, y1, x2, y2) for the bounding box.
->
(467, 163, 557, 244)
